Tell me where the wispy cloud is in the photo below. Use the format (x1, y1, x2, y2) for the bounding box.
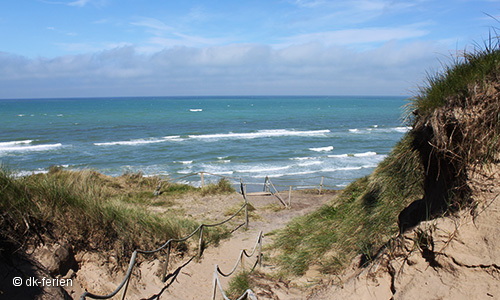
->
(278, 25, 429, 49)
(68, 0, 91, 7)
(40, 0, 106, 7)
(130, 17, 174, 33)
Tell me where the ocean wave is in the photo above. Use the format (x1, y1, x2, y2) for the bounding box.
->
(189, 109, 203, 112)
(263, 170, 318, 178)
(217, 160, 231, 163)
(309, 146, 334, 152)
(14, 169, 48, 177)
(353, 151, 377, 157)
(323, 166, 363, 172)
(393, 126, 412, 133)
(188, 129, 331, 140)
(0, 140, 34, 147)
(297, 161, 322, 167)
(175, 160, 193, 164)
(0, 142, 63, 152)
(237, 165, 290, 173)
(328, 154, 349, 158)
(94, 135, 181, 146)
(290, 156, 316, 160)
(348, 126, 412, 134)
(328, 151, 378, 158)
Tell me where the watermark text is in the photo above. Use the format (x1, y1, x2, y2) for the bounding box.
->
(13, 276, 73, 288)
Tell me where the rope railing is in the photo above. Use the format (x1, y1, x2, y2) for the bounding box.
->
(212, 231, 263, 300)
(80, 171, 337, 299)
(154, 171, 343, 196)
(80, 180, 251, 300)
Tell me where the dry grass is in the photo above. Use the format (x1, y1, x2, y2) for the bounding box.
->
(0, 168, 234, 262)
(272, 36, 500, 277)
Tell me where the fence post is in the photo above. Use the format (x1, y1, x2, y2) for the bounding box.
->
(258, 234, 262, 269)
(319, 176, 324, 194)
(161, 242, 171, 282)
(200, 172, 205, 188)
(241, 179, 249, 229)
(199, 226, 204, 258)
(245, 188, 249, 230)
(264, 176, 269, 193)
(288, 186, 292, 209)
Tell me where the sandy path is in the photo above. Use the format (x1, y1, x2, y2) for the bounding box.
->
(138, 190, 334, 299)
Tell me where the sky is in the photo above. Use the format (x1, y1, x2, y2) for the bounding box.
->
(0, 0, 499, 99)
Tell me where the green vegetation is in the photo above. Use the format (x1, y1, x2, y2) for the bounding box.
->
(273, 136, 423, 275)
(411, 37, 500, 120)
(200, 178, 236, 196)
(225, 271, 252, 299)
(273, 36, 500, 276)
(0, 168, 235, 260)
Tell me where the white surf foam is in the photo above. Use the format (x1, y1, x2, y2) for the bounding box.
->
(393, 126, 412, 133)
(237, 165, 290, 173)
(0, 142, 63, 152)
(353, 151, 377, 157)
(189, 109, 203, 112)
(328, 154, 349, 158)
(94, 135, 181, 146)
(297, 161, 322, 167)
(188, 129, 330, 140)
(0, 140, 34, 147)
(309, 146, 334, 152)
(290, 156, 316, 160)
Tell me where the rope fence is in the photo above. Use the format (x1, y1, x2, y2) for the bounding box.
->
(154, 171, 341, 198)
(81, 171, 335, 299)
(80, 180, 251, 300)
(212, 231, 263, 300)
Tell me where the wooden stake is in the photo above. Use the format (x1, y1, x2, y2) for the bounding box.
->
(319, 176, 324, 194)
(288, 186, 292, 209)
(161, 243, 171, 282)
(198, 226, 204, 257)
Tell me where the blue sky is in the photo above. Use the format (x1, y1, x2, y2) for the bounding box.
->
(0, 0, 498, 98)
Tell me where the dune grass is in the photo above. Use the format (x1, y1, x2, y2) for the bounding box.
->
(0, 168, 234, 260)
(272, 35, 500, 277)
(225, 271, 252, 299)
(410, 36, 500, 120)
(273, 135, 423, 275)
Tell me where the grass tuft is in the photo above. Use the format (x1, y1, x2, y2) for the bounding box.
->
(0, 169, 201, 260)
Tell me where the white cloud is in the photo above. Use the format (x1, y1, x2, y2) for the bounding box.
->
(131, 18, 174, 33)
(68, 0, 91, 7)
(0, 38, 446, 98)
(40, 0, 107, 7)
(279, 25, 429, 48)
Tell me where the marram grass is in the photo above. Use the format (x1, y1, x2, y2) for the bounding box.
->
(0, 168, 231, 259)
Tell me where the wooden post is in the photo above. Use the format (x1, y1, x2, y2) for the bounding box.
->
(200, 172, 205, 188)
(264, 176, 269, 192)
(319, 176, 324, 194)
(245, 193, 249, 230)
(241, 180, 249, 229)
(288, 186, 292, 209)
(161, 243, 171, 282)
(198, 226, 204, 258)
(258, 234, 262, 268)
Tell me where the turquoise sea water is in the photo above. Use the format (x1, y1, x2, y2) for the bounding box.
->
(0, 96, 410, 190)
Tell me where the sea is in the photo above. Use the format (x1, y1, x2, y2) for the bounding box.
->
(0, 96, 411, 191)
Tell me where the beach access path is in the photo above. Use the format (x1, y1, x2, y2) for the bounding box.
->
(73, 189, 336, 300)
